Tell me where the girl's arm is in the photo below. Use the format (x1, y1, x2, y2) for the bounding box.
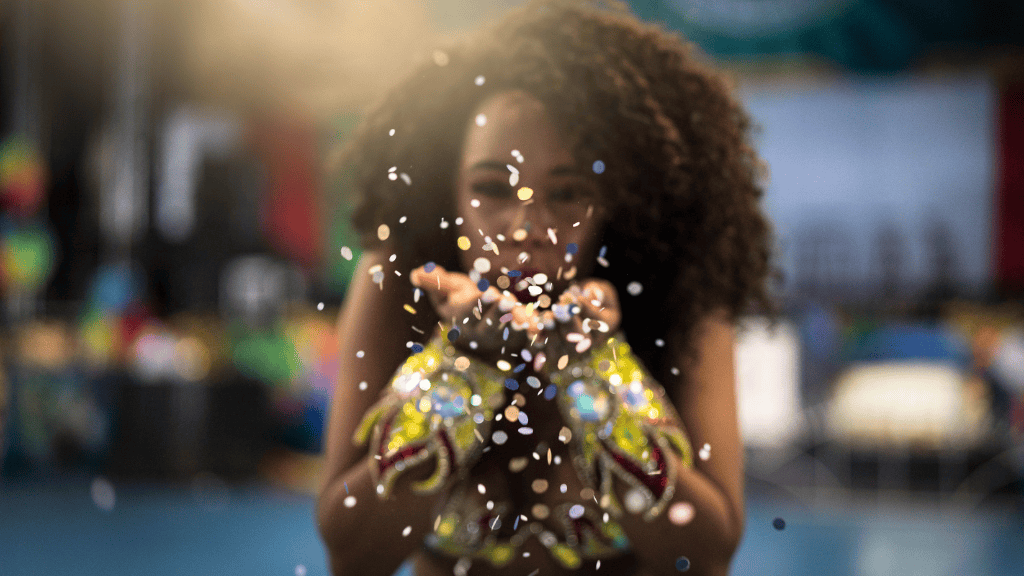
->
(316, 249, 446, 576)
(616, 311, 745, 576)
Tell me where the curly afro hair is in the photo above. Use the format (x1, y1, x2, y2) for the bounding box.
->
(339, 0, 776, 389)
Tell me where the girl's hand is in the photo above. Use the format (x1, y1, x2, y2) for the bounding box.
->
(539, 279, 622, 366)
(410, 264, 529, 357)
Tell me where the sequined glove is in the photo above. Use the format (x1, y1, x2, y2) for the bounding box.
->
(549, 335, 694, 521)
(353, 326, 508, 498)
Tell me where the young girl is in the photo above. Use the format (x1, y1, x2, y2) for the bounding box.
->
(317, 1, 774, 575)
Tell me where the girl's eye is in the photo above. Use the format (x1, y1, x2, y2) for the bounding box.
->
(470, 181, 512, 198)
(551, 185, 592, 202)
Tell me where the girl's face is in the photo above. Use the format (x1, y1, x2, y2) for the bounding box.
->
(455, 90, 608, 296)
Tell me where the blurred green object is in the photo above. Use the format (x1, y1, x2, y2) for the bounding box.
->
(229, 321, 301, 387)
(0, 220, 57, 293)
(632, 0, 1024, 71)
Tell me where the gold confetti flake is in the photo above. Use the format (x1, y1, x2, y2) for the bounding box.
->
(377, 224, 390, 241)
(512, 229, 528, 242)
(458, 236, 472, 250)
(454, 356, 471, 371)
(517, 187, 534, 201)
(557, 355, 569, 370)
(403, 304, 417, 314)
(531, 479, 549, 494)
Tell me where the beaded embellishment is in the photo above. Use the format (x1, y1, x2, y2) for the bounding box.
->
(353, 326, 507, 497)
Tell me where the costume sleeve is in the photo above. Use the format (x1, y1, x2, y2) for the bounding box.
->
(550, 334, 694, 522)
(353, 326, 507, 498)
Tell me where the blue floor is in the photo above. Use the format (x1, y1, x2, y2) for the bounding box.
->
(2, 478, 1022, 575)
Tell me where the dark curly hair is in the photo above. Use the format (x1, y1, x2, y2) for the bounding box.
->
(340, 0, 776, 390)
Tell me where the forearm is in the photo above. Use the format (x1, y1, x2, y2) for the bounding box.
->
(613, 456, 744, 576)
(317, 458, 442, 576)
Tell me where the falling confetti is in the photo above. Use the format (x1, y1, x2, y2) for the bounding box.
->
(377, 224, 390, 241)
(675, 556, 691, 571)
(402, 526, 412, 537)
(592, 160, 605, 174)
(317, 302, 325, 311)
(699, 443, 711, 460)
(773, 517, 786, 530)
(458, 236, 472, 250)
(568, 504, 585, 519)
(517, 187, 534, 201)
(475, 75, 485, 86)
(340, 246, 353, 260)
(627, 281, 643, 296)
(492, 430, 508, 445)
(343, 496, 357, 508)
(473, 257, 491, 274)
(668, 502, 695, 526)
(470, 199, 480, 208)
(403, 304, 417, 314)
(475, 113, 487, 127)
(389, 129, 395, 136)
(91, 477, 116, 512)
(295, 565, 307, 576)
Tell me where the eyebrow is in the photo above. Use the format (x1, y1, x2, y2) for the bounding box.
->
(466, 160, 586, 176)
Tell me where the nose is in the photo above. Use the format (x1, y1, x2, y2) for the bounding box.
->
(508, 197, 555, 242)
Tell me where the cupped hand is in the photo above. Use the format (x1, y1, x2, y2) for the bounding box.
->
(534, 278, 622, 368)
(410, 264, 530, 357)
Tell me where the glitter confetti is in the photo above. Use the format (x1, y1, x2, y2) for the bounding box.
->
(456, 217, 464, 225)
(675, 556, 691, 571)
(531, 479, 548, 493)
(492, 430, 508, 445)
(458, 236, 472, 250)
(473, 257, 491, 273)
(509, 457, 528, 473)
(356, 350, 365, 358)
(531, 504, 550, 519)
(773, 517, 786, 530)
(547, 228, 558, 244)
(568, 504, 585, 519)
(440, 218, 449, 229)
(475, 113, 487, 127)
(399, 216, 407, 223)
(627, 281, 643, 296)
(91, 477, 116, 512)
(377, 224, 390, 241)
(558, 426, 572, 443)
(592, 160, 605, 174)
(358, 381, 368, 390)
(655, 338, 665, 347)
(699, 443, 711, 461)
(517, 187, 534, 201)
(403, 304, 417, 314)
(340, 246, 353, 260)
(668, 502, 695, 526)
(470, 199, 480, 208)
(475, 75, 485, 86)
(478, 483, 486, 494)
(317, 302, 324, 311)
(343, 496, 356, 507)
(496, 360, 512, 371)
(557, 355, 569, 370)
(295, 565, 307, 576)
(389, 129, 395, 136)
(513, 229, 528, 242)
(388, 172, 398, 181)
(402, 526, 412, 537)
(559, 484, 568, 494)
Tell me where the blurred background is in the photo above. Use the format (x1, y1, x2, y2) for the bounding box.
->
(0, 0, 1022, 575)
